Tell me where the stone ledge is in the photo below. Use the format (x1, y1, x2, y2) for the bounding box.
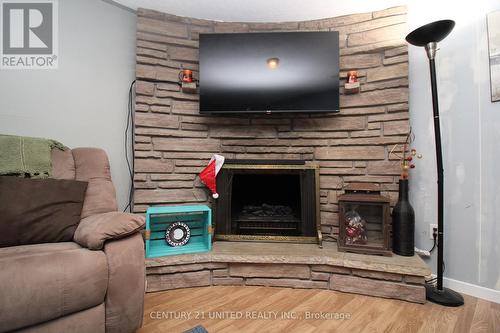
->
(147, 262, 226, 274)
(213, 277, 244, 286)
(246, 278, 329, 289)
(145, 242, 429, 303)
(147, 270, 211, 292)
(230, 263, 311, 279)
(330, 274, 425, 303)
(146, 242, 430, 277)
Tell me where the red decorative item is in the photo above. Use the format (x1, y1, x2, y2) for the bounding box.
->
(344, 209, 367, 245)
(347, 70, 358, 83)
(346, 227, 358, 238)
(179, 69, 193, 83)
(199, 154, 225, 199)
(344, 70, 361, 95)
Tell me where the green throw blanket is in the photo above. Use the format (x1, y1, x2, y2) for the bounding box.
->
(0, 135, 65, 178)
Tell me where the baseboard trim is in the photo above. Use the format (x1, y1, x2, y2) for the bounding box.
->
(444, 277, 500, 304)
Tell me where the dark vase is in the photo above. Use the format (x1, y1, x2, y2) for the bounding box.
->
(392, 179, 415, 256)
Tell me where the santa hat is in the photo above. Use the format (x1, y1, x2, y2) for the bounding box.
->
(199, 154, 225, 199)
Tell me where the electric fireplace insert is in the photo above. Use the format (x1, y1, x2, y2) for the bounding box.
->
(214, 160, 321, 246)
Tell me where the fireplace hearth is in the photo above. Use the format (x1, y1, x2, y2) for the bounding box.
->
(214, 161, 321, 245)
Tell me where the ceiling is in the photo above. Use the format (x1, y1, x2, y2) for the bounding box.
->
(111, 0, 406, 22)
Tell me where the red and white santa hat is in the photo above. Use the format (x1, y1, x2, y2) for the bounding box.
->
(199, 154, 225, 199)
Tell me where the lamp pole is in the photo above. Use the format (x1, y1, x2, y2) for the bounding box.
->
(425, 42, 445, 291)
(406, 20, 463, 306)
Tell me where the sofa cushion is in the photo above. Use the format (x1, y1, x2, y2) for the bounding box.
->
(15, 304, 105, 333)
(0, 241, 80, 256)
(0, 177, 88, 247)
(0, 243, 108, 332)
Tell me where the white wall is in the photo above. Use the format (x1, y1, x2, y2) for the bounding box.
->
(0, 0, 137, 210)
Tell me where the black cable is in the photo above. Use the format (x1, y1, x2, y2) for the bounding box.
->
(123, 80, 136, 212)
(428, 239, 437, 253)
(428, 229, 437, 253)
(424, 229, 439, 285)
(425, 263, 446, 285)
(122, 76, 186, 211)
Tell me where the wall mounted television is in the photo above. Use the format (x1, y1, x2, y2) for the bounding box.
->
(199, 31, 340, 114)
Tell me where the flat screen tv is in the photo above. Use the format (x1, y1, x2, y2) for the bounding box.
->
(199, 31, 339, 114)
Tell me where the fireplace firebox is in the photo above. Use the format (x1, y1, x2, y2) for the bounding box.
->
(214, 161, 321, 246)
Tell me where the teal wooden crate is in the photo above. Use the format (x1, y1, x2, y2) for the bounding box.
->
(145, 205, 212, 258)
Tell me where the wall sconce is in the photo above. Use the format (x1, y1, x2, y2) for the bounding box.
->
(344, 70, 360, 94)
(178, 69, 197, 94)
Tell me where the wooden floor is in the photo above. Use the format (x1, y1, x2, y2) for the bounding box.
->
(138, 286, 500, 333)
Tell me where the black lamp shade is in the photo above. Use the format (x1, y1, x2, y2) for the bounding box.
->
(406, 20, 455, 46)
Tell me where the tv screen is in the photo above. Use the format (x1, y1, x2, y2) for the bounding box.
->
(199, 31, 339, 114)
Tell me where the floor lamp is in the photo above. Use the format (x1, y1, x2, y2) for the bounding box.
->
(405, 20, 464, 307)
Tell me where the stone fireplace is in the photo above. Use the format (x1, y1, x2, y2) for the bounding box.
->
(214, 161, 320, 244)
(132, 6, 411, 243)
(134, 6, 431, 304)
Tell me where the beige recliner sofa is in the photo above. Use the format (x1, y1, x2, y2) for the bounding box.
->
(0, 148, 145, 333)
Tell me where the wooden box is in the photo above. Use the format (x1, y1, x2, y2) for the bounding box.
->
(145, 205, 212, 258)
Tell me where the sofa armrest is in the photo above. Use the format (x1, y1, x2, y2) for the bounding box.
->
(74, 212, 145, 250)
(104, 232, 145, 333)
